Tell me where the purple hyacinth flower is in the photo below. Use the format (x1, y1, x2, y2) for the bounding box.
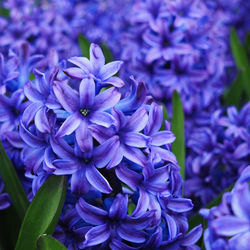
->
(233, 129, 250, 160)
(54, 205, 89, 250)
(0, 89, 28, 139)
(143, 19, 191, 63)
(23, 68, 61, 131)
(90, 106, 149, 167)
(160, 224, 203, 249)
(50, 136, 119, 194)
(76, 194, 155, 248)
(185, 102, 250, 208)
(29, 169, 50, 198)
(218, 102, 250, 138)
(19, 110, 57, 175)
(0, 53, 19, 94)
(166, 0, 207, 28)
(115, 76, 147, 114)
(63, 43, 124, 89)
(8, 42, 44, 90)
(53, 77, 121, 152)
(116, 162, 173, 223)
(4, 129, 26, 169)
(132, 0, 169, 31)
(144, 102, 177, 164)
(161, 55, 208, 95)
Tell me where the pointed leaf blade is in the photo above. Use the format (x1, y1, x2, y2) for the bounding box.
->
(101, 42, 114, 63)
(0, 142, 29, 220)
(37, 235, 67, 250)
(222, 72, 244, 107)
(171, 91, 185, 180)
(230, 28, 250, 99)
(78, 34, 90, 58)
(160, 104, 169, 131)
(15, 175, 67, 250)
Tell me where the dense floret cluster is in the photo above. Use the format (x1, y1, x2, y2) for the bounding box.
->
(0, 43, 201, 248)
(120, 0, 250, 114)
(0, 0, 133, 60)
(0, 0, 249, 248)
(185, 102, 250, 207)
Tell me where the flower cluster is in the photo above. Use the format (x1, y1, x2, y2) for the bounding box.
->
(0, 41, 45, 94)
(200, 165, 250, 250)
(0, 0, 133, 60)
(185, 102, 250, 208)
(0, 43, 202, 248)
(79, 0, 134, 57)
(120, 0, 250, 115)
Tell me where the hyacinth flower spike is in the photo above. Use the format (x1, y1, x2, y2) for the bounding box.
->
(53, 76, 120, 152)
(76, 194, 155, 248)
(63, 43, 124, 89)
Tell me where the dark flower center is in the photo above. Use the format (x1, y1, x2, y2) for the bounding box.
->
(79, 108, 89, 117)
(178, 10, 185, 16)
(12, 108, 19, 116)
(175, 67, 185, 75)
(83, 158, 91, 164)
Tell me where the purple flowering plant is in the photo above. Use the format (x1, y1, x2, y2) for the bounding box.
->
(0, 42, 202, 249)
(0, 0, 249, 249)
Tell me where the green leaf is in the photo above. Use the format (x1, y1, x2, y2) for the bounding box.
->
(171, 91, 185, 180)
(230, 28, 250, 99)
(128, 204, 135, 215)
(189, 183, 234, 229)
(245, 32, 250, 54)
(15, 175, 67, 250)
(0, 141, 29, 220)
(78, 34, 90, 58)
(29, 73, 35, 81)
(0, 7, 10, 17)
(37, 235, 67, 250)
(0, 206, 21, 249)
(222, 72, 244, 107)
(101, 42, 114, 63)
(160, 104, 169, 131)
